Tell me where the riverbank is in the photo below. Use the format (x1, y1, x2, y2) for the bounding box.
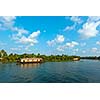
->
(0, 58, 80, 63)
(0, 50, 80, 63)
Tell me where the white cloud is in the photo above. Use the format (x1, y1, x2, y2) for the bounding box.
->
(0, 16, 30, 40)
(57, 45, 66, 52)
(2, 16, 16, 22)
(47, 40, 55, 46)
(57, 47, 63, 52)
(64, 16, 83, 31)
(11, 30, 40, 51)
(57, 41, 79, 51)
(18, 30, 40, 45)
(11, 28, 29, 41)
(96, 41, 100, 45)
(0, 16, 40, 47)
(10, 45, 32, 52)
(78, 16, 100, 39)
(78, 21, 100, 39)
(13, 27, 29, 36)
(55, 35, 65, 43)
(47, 34, 65, 46)
(64, 24, 75, 31)
(29, 30, 40, 39)
(91, 47, 97, 52)
(70, 16, 83, 24)
(0, 16, 31, 44)
(66, 41, 79, 48)
(87, 16, 100, 22)
(10, 45, 24, 51)
(0, 16, 16, 29)
(0, 16, 41, 50)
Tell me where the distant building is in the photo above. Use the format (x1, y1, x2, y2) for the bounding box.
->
(73, 58, 80, 61)
(20, 58, 43, 63)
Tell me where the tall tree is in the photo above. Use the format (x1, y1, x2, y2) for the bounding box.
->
(0, 49, 7, 57)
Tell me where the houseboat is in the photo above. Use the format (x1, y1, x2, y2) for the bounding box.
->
(19, 58, 43, 63)
(73, 57, 80, 61)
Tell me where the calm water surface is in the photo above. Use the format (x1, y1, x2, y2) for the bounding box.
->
(0, 59, 100, 83)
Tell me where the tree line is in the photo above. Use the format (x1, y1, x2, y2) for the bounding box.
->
(81, 56, 100, 60)
(0, 49, 80, 63)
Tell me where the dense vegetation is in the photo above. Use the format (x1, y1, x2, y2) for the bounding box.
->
(81, 56, 100, 60)
(1, 49, 100, 63)
(0, 50, 80, 63)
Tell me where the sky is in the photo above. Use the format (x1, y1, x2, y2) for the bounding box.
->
(0, 16, 100, 56)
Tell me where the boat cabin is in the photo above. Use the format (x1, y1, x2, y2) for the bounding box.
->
(20, 58, 43, 63)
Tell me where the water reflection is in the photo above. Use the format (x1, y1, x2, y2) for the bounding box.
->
(1, 60, 100, 82)
(18, 63, 41, 68)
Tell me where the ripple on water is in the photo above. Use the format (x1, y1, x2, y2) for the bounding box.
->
(0, 60, 100, 83)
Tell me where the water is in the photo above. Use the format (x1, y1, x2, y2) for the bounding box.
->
(0, 59, 100, 83)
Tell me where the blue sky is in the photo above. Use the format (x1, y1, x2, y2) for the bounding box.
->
(0, 16, 100, 56)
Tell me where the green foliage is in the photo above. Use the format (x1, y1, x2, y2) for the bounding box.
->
(0, 49, 81, 63)
(81, 56, 99, 60)
(1, 49, 100, 63)
(0, 49, 7, 57)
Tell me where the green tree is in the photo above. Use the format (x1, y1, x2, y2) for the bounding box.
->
(0, 49, 7, 57)
(37, 53, 40, 57)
